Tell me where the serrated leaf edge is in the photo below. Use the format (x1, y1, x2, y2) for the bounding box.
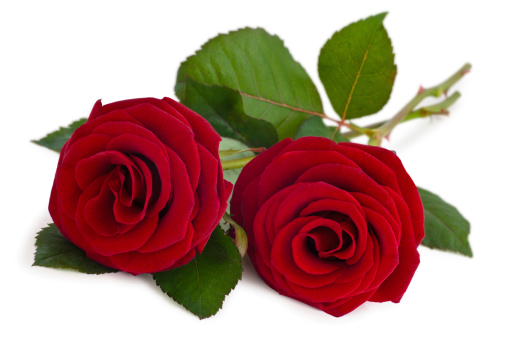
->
(33, 224, 118, 274)
(176, 27, 324, 128)
(319, 12, 396, 120)
(153, 262, 243, 320)
(422, 209, 473, 257)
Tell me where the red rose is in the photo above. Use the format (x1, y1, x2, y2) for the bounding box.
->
(230, 137, 424, 317)
(49, 97, 232, 275)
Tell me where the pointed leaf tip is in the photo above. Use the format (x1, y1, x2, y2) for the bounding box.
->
(318, 13, 396, 120)
(418, 187, 473, 257)
(153, 226, 243, 319)
(33, 224, 118, 274)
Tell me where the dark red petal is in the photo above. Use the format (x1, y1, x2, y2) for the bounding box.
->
(88, 99, 103, 120)
(106, 133, 171, 211)
(84, 173, 123, 236)
(48, 184, 61, 229)
(292, 233, 344, 275)
(320, 289, 376, 317)
(137, 148, 194, 253)
(271, 218, 345, 288)
(190, 144, 220, 247)
(285, 269, 365, 303)
(65, 109, 142, 151)
(369, 187, 420, 303)
(75, 150, 133, 191)
(53, 206, 90, 252)
(170, 248, 198, 270)
(349, 193, 400, 289)
(281, 136, 343, 153)
(337, 144, 402, 195)
(163, 97, 222, 158)
(75, 178, 158, 256)
(341, 143, 424, 245)
(230, 138, 292, 225)
(102, 224, 195, 275)
(55, 134, 113, 224)
(257, 150, 359, 205)
(125, 102, 201, 192)
(237, 176, 262, 250)
(296, 163, 402, 229)
(250, 185, 299, 286)
(99, 98, 161, 117)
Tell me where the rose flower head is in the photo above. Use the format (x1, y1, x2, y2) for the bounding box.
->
(49, 97, 232, 275)
(230, 137, 424, 317)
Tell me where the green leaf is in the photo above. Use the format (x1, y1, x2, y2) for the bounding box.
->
(32, 118, 87, 152)
(318, 13, 396, 120)
(153, 226, 243, 319)
(295, 116, 350, 143)
(33, 224, 118, 274)
(182, 79, 277, 148)
(176, 27, 323, 141)
(418, 187, 473, 257)
(219, 137, 255, 187)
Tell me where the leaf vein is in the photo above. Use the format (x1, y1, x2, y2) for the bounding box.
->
(277, 110, 295, 129)
(341, 27, 378, 120)
(258, 102, 273, 119)
(254, 29, 284, 105)
(240, 92, 323, 119)
(218, 40, 243, 91)
(228, 37, 262, 97)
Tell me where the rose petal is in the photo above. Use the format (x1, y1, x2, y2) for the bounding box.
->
(341, 143, 424, 245)
(230, 138, 292, 226)
(137, 148, 194, 253)
(190, 143, 220, 247)
(125, 102, 201, 192)
(257, 150, 359, 205)
(75, 177, 158, 256)
(89, 222, 195, 275)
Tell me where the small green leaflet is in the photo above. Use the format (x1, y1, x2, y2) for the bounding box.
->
(222, 212, 248, 258)
(182, 79, 277, 148)
(318, 13, 396, 120)
(418, 187, 473, 257)
(32, 118, 87, 152)
(33, 224, 118, 274)
(295, 116, 350, 143)
(176, 27, 324, 141)
(153, 226, 243, 319)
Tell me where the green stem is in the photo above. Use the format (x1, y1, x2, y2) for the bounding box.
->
(342, 91, 461, 139)
(406, 91, 460, 121)
(219, 147, 265, 159)
(221, 155, 256, 170)
(368, 63, 471, 146)
(342, 122, 383, 139)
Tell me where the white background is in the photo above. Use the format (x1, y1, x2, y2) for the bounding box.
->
(1, 1, 505, 337)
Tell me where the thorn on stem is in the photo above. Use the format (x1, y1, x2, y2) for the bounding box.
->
(462, 69, 471, 76)
(418, 86, 425, 94)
